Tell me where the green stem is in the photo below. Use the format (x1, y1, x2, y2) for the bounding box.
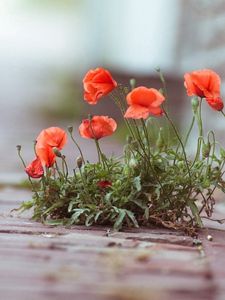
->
(207, 131, 216, 167)
(111, 94, 146, 159)
(78, 167, 90, 198)
(184, 115, 195, 147)
(163, 108, 192, 183)
(221, 110, 225, 117)
(94, 138, 102, 163)
(61, 156, 69, 179)
(195, 99, 204, 160)
(140, 119, 171, 204)
(190, 136, 204, 169)
(95, 138, 109, 170)
(17, 148, 37, 192)
(69, 132, 85, 163)
(156, 68, 170, 142)
(141, 118, 151, 154)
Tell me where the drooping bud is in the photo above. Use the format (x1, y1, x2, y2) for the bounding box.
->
(67, 126, 73, 133)
(191, 96, 199, 114)
(16, 145, 22, 151)
(52, 147, 62, 157)
(130, 78, 136, 90)
(76, 156, 83, 169)
(202, 142, 211, 158)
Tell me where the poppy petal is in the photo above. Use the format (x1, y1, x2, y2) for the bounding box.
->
(124, 105, 150, 119)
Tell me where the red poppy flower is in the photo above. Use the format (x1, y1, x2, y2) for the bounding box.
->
(124, 87, 165, 119)
(35, 127, 67, 167)
(184, 69, 224, 111)
(97, 180, 112, 189)
(206, 97, 224, 111)
(25, 157, 44, 178)
(79, 116, 117, 140)
(36, 127, 67, 149)
(36, 145, 56, 168)
(83, 68, 117, 104)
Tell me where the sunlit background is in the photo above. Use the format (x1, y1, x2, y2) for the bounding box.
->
(1, 0, 225, 181)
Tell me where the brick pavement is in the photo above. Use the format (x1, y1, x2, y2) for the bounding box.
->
(0, 186, 224, 300)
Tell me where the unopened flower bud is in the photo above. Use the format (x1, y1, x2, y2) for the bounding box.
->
(191, 96, 199, 114)
(76, 156, 83, 169)
(16, 145, 21, 151)
(53, 147, 62, 157)
(202, 142, 211, 158)
(130, 78, 136, 90)
(67, 126, 73, 133)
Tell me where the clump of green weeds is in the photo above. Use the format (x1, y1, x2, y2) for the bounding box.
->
(17, 70, 225, 236)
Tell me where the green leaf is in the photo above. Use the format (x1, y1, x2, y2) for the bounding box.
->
(44, 219, 64, 226)
(94, 211, 103, 222)
(114, 209, 126, 230)
(85, 213, 94, 226)
(125, 210, 139, 228)
(131, 199, 147, 209)
(70, 208, 89, 224)
(144, 207, 149, 220)
(133, 176, 141, 192)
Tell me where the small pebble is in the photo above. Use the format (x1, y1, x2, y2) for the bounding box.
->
(207, 234, 213, 241)
(193, 238, 202, 246)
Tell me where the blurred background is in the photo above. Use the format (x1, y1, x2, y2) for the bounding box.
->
(1, 0, 225, 181)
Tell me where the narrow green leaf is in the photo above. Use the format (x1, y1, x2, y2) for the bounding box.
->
(114, 209, 126, 230)
(125, 210, 139, 228)
(133, 176, 141, 192)
(94, 211, 103, 222)
(188, 200, 203, 227)
(85, 213, 94, 226)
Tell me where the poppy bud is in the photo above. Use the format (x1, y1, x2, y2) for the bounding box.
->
(67, 126, 73, 133)
(52, 147, 62, 157)
(76, 156, 83, 169)
(156, 128, 164, 151)
(16, 145, 22, 151)
(202, 142, 211, 158)
(191, 97, 199, 114)
(130, 78, 136, 90)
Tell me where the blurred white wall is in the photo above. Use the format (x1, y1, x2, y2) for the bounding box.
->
(84, 0, 180, 73)
(0, 0, 181, 77)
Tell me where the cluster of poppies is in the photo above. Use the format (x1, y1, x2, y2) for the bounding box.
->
(25, 67, 224, 179)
